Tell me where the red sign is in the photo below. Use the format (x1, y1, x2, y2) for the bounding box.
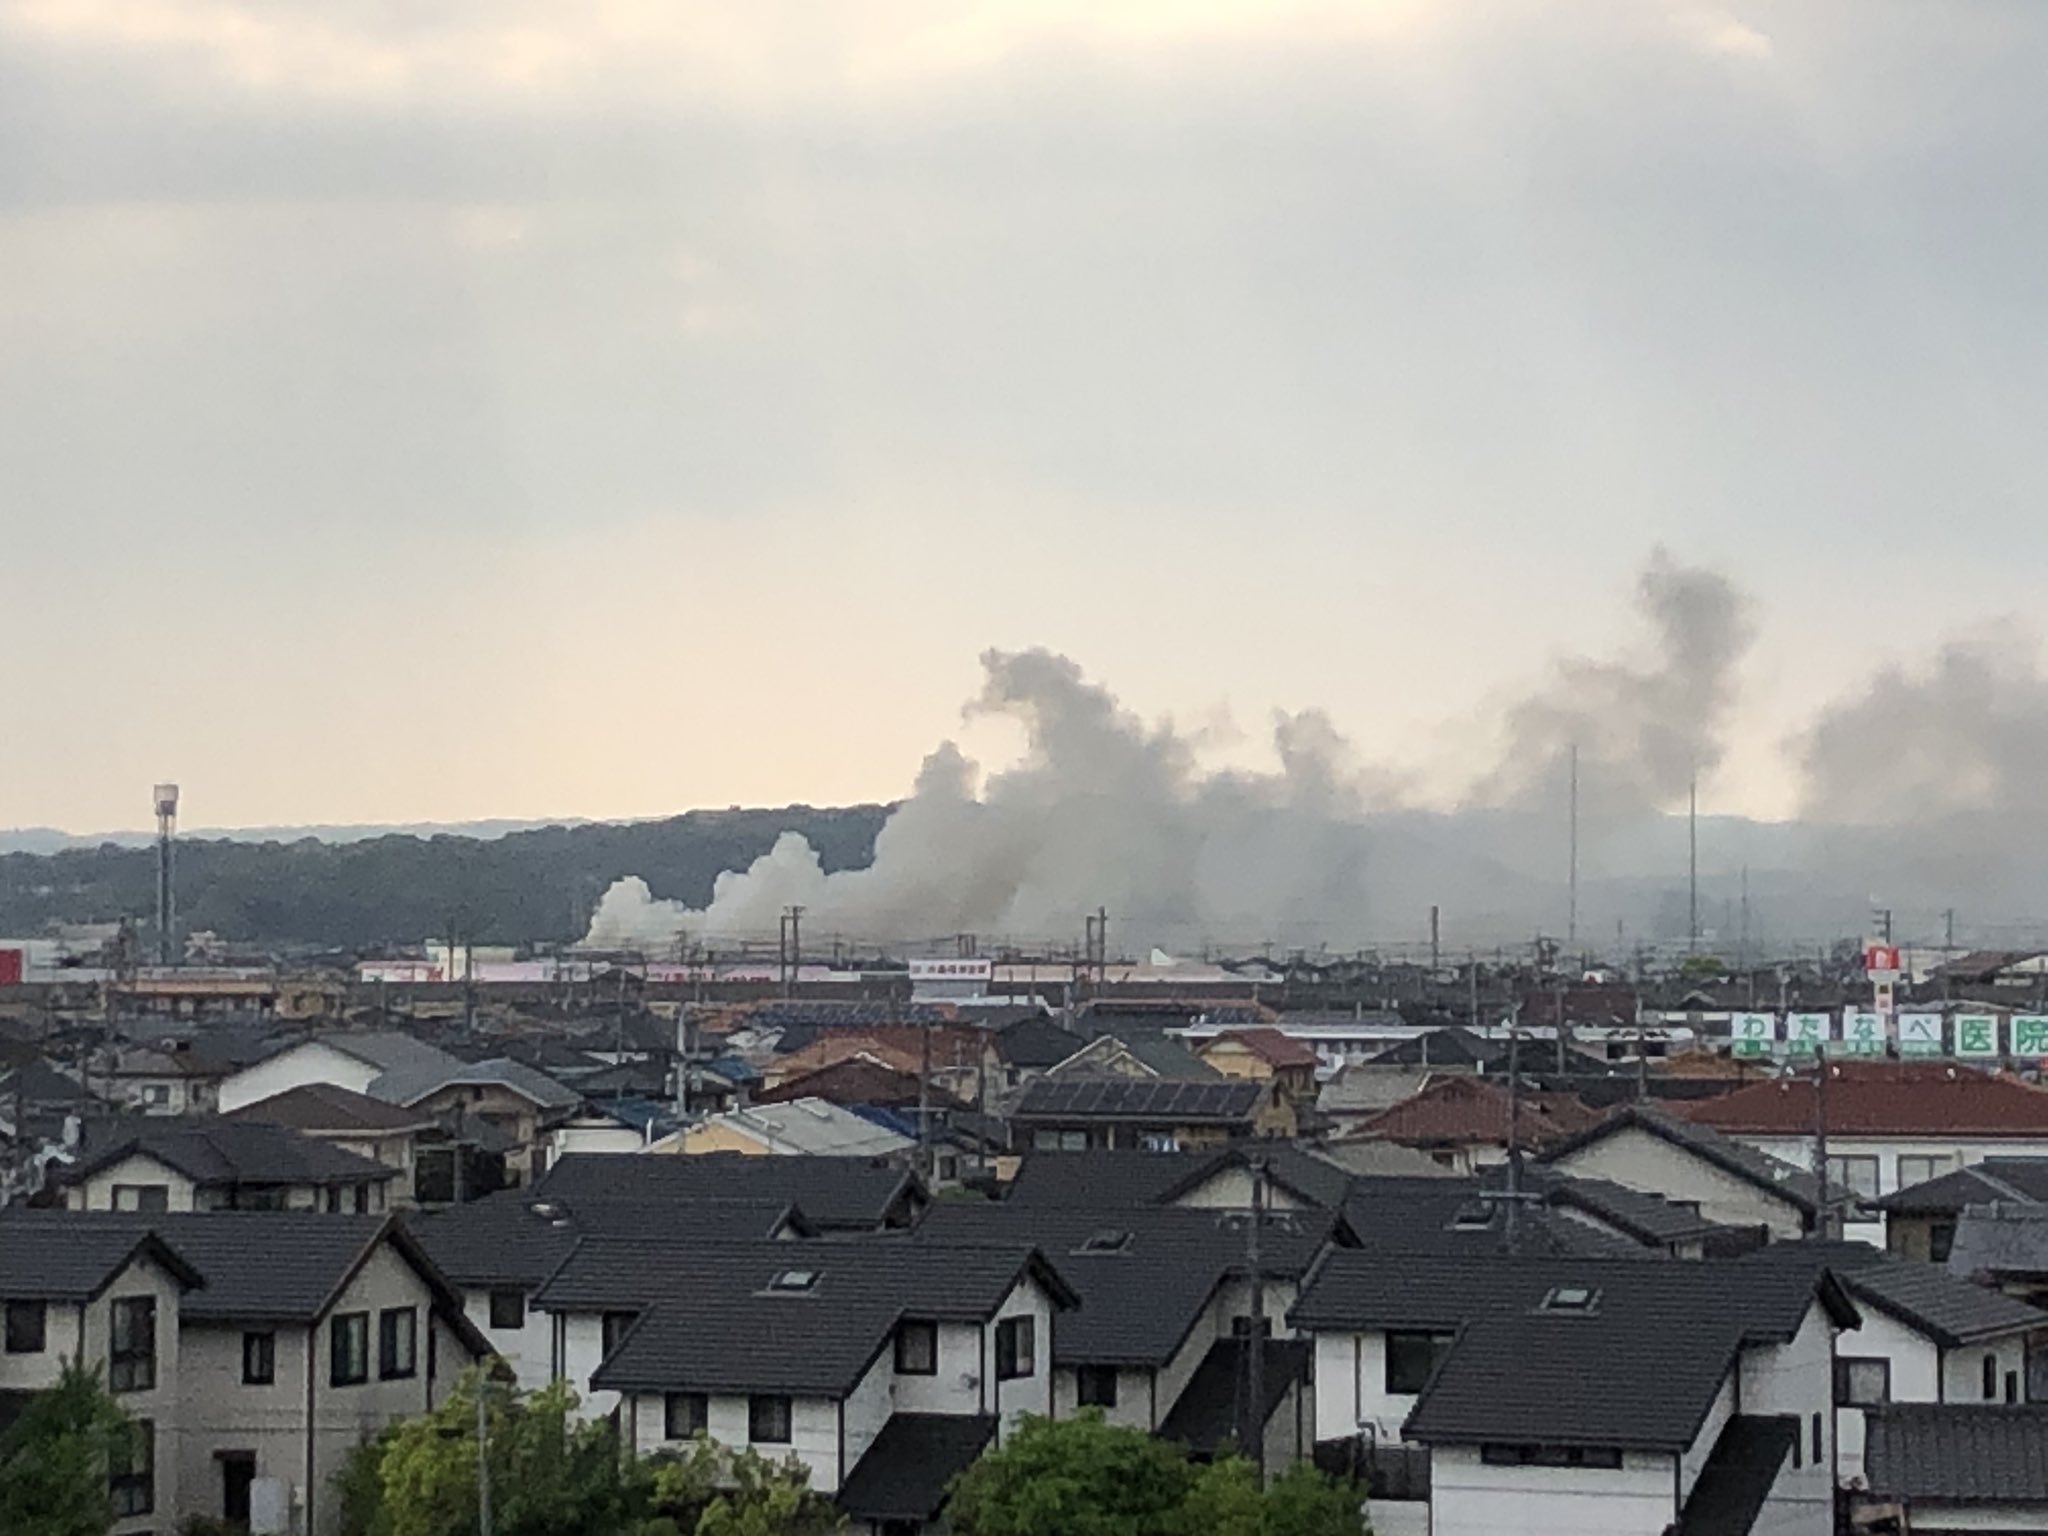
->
(0, 948, 21, 985)
(1864, 944, 1901, 975)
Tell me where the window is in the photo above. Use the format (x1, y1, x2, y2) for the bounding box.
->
(1480, 1445, 1623, 1469)
(1538, 1285, 1601, 1315)
(4, 1300, 46, 1355)
(1385, 1331, 1452, 1395)
(1897, 1154, 1955, 1189)
(331, 1312, 369, 1386)
(1232, 1316, 1273, 1338)
(601, 1311, 636, 1356)
(110, 1297, 156, 1393)
(380, 1307, 417, 1380)
(895, 1320, 937, 1376)
(488, 1290, 525, 1330)
(1835, 1358, 1890, 1407)
(1791, 1428, 1802, 1470)
(230, 1186, 289, 1211)
(112, 1184, 170, 1213)
(748, 1394, 792, 1444)
(766, 1270, 819, 1294)
(110, 1418, 154, 1517)
(1076, 1366, 1118, 1408)
(664, 1392, 708, 1439)
(243, 1331, 276, 1386)
(1811, 1412, 1823, 1465)
(1825, 1156, 1880, 1202)
(2008, 1371, 2022, 1405)
(1930, 1221, 1958, 1264)
(1076, 1229, 1132, 1255)
(996, 1316, 1036, 1381)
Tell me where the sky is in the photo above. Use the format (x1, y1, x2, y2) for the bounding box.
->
(6, 0, 2048, 835)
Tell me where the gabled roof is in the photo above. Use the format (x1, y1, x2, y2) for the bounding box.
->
(54, 1119, 396, 1190)
(1537, 1103, 1824, 1216)
(0, 1061, 101, 1108)
(223, 1082, 438, 1135)
(1877, 1158, 2048, 1216)
(1864, 1404, 2048, 1503)
(1678, 1062, 2048, 1139)
(670, 1099, 916, 1157)
(577, 1240, 1075, 1395)
(1202, 1030, 1321, 1071)
(0, 1226, 203, 1301)
(1008, 1078, 1262, 1124)
(1348, 1075, 1599, 1151)
(838, 1415, 996, 1526)
(916, 1202, 1344, 1367)
(297, 1030, 466, 1077)
(993, 1016, 1087, 1069)
(755, 1057, 965, 1111)
(1044, 1032, 1222, 1083)
(371, 1056, 583, 1113)
(1002, 1144, 1357, 1213)
(532, 1152, 923, 1231)
(1738, 1240, 2045, 1348)
(1513, 1169, 1731, 1246)
(1948, 1203, 2048, 1282)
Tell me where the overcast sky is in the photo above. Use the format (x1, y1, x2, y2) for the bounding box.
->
(6, 0, 2048, 833)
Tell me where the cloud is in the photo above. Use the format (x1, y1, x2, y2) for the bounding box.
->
(1666, 3, 1774, 60)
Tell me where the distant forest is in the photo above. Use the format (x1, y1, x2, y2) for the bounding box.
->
(0, 805, 892, 951)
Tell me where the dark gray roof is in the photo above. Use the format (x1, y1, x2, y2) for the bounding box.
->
(1865, 1405, 2048, 1503)
(0, 1226, 202, 1301)
(296, 1031, 466, 1075)
(1536, 1104, 1824, 1216)
(1296, 1253, 1856, 1451)
(995, 1016, 1086, 1070)
(838, 1414, 996, 1525)
(1877, 1159, 2048, 1216)
(407, 1189, 805, 1290)
(1335, 1176, 1658, 1261)
(1515, 1170, 1731, 1245)
(372, 1056, 583, 1113)
(1009, 1079, 1262, 1124)
(1158, 1338, 1312, 1453)
(1675, 1416, 1797, 1536)
(1000, 1145, 1354, 1212)
(916, 1203, 1342, 1367)
(1949, 1203, 2048, 1282)
(1367, 1028, 1610, 1078)
(224, 1083, 436, 1134)
(0, 1061, 101, 1108)
(1740, 1240, 2045, 1348)
(532, 1153, 921, 1232)
(579, 1240, 1074, 1395)
(56, 1120, 397, 1190)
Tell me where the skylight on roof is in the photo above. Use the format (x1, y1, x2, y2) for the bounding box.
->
(767, 1269, 820, 1293)
(1076, 1229, 1133, 1255)
(1449, 1203, 1493, 1231)
(1538, 1285, 1601, 1315)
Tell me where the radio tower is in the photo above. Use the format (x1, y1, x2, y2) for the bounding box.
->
(153, 783, 180, 966)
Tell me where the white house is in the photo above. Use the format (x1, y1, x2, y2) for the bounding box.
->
(54, 1120, 397, 1215)
(218, 1032, 466, 1114)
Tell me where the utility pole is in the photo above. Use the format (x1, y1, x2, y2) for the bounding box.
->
(1567, 743, 1580, 950)
(1812, 1047, 1833, 1240)
(1244, 1155, 1268, 1484)
(1504, 1004, 1523, 1252)
(1429, 906, 1441, 974)
(1687, 775, 1699, 953)
(1876, 908, 1893, 944)
(918, 1009, 934, 1183)
(1468, 954, 1481, 1033)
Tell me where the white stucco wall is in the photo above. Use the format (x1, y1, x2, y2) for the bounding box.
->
(219, 1042, 382, 1114)
(462, 1286, 554, 1393)
(1308, 1329, 1435, 1445)
(1428, 1445, 1679, 1536)
(1737, 1301, 1837, 1533)
(1545, 1126, 1807, 1236)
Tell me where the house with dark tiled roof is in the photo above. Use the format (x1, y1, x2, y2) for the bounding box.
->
(1006, 1078, 1267, 1152)
(530, 1236, 1076, 1531)
(51, 1118, 399, 1215)
(1291, 1251, 1859, 1536)
(0, 1209, 490, 1536)
(1859, 1403, 2048, 1532)
(1875, 1157, 2048, 1263)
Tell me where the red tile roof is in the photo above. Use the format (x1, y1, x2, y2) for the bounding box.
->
(755, 1056, 966, 1111)
(1677, 1062, 2048, 1138)
(1348, 1074, 1600, 1150)
(1206, 1029, 1321, 1071)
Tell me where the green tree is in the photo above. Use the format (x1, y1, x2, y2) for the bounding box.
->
(1172, 1456, 1263, 1536)
(1261, 1461, 1370, 1536)
(947, 1411, 1196, 1536)
(0, 1360, 132, 1536)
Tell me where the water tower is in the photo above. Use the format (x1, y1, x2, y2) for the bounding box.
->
(154, 783, 179, 966)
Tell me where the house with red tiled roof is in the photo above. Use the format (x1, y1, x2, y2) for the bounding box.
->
(1195, 1029, 1322, 1135)
(1341, 1075, 1601, 1173)
(1675, 1062, 2048, 1229)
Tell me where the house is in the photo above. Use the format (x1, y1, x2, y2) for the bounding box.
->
(223, 1083, 441, 1198)
(1945, 1203, 2048, 1307)
(532, 1237, 1076, 1530)
(761, 1027, 993, 1103)
(1343, 1075, 1601, 1173)
(1195, 1030, 1322, 1131)
(755, 1056, 968, 1114)
(1535, 1102, 1826, 1239)
(530, 1151, 928, 1231)
(1858, 1404, 2048, 1532)
(1875, 1158, 2048, 1263)
(0, 1225, 203, 1533)
(1001, 1143, 1357, 1213)
(988, 1015, 1087, 1091)
(407, 1186, 808, 1391)
(51, 1119, 399, 1214)
(367, 1057, 583, 1185)
(1291, 1252, 1860, 1536)
(1006, 1079, 1268, 1153)
(915, 1202, 1343, 1479)
(1041, 1030, 1221, 1084)
(649, 1098, 917, 1160)
(0, 1210, 491, 1536)
(1175, 1010, 1410, 1075)
(94, 1042, 236, 1117)
(216, 1031, 467, 1114)
(1736, 1240, 2048, 1488)
(1678, 1062, 2048, 1233)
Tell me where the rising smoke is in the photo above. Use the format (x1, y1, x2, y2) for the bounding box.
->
(586, 552, 1772, 954)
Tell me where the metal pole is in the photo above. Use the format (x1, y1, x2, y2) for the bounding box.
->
(1505, 1006, 1522, 1253)
(1567, 743, 1579, 950)
(1245, 1156, 1267, 1484)
(1812, 1047, 1832, 1241)
(476, 1374, 491, 1536)
(1688, 776, 1699, 953)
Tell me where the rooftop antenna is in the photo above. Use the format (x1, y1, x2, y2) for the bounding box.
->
(152, 783, 180, 967)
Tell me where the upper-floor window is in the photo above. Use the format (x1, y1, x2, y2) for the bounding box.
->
(1825, 1156, 1880, 1202)
(109, 1297, 156, 1393)
(1897, 1154, 1956, 1190)
(895, 1321, 938, 1376)
(1480, 1444, 1622, 1469)
(748, 1394, 792, 1444)
(1076, 1366, 1118, 1408)
(1835, 1358, 1889, 1407)
(109, 1418, 154, 1517)
(4, 1300, 46, 1355)
(1985, 1355, 1999, 1401)
(380, 1307, 418, 1380)
(601, 1311, 636, 1357)
(664, 1392, 708, 1440)
(1385, 1331, 1452, 1395)
(243, 1331, 276, 1386)
(488, 1290, 525, 1330)
(995, 1317, 1035, 1381)
(331, 1312, 370, 1386)
(112, 1185, 169, 1213)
